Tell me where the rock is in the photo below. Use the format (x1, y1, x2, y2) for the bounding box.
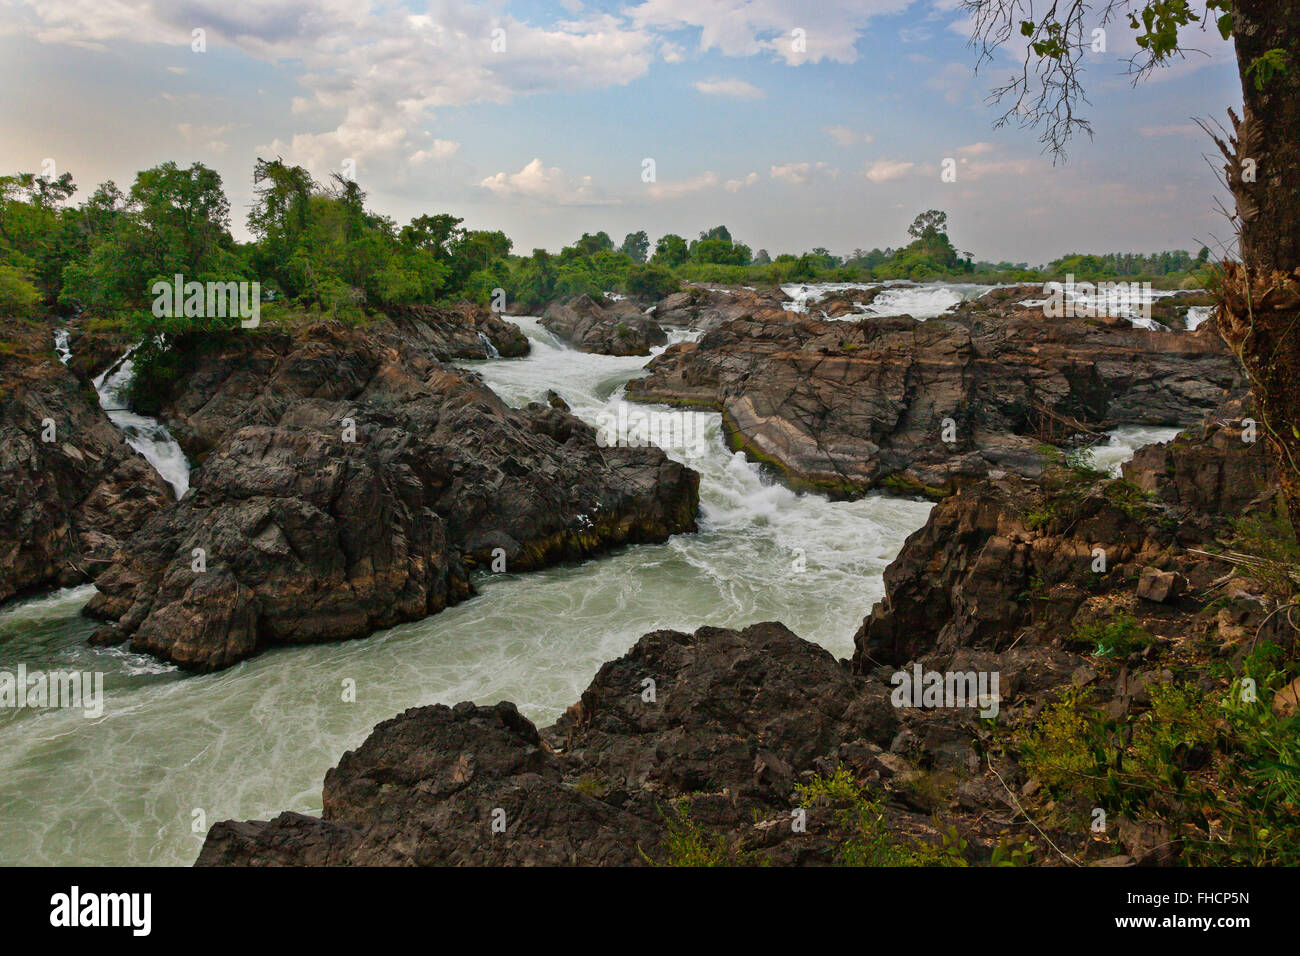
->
(1273, 677, 1300, 717)
(1137, 566, 1185, 603)
(651, 285, 790, 331)
(853, 412, 1273, 670)
(384, 302, 529, 359)
(197, 622, 901, 865)
(0, 321, 171, 604)
(85, 319, 699, 671)
(541, 295, 667, 356)
(1122, 397, 1274, 516)
(627, 302, 1245, 498)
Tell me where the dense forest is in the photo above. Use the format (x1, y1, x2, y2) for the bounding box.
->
(0, 158, 1215, 335)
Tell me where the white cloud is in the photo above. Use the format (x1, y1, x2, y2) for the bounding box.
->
(410, 140, 462, 165)
(694, 77, 765, 99)
(865, 159, 916, 183)
(13, 1, 656, 175)
(176, 122, 232, 154)
(724, 172, 760, 192)
(823, 125, 873, 147)
(646, 171, 720, 200)
(770, 161, 838, 184)
(627, 0, 912, 64)
(480, 158, 608, 205)
(956, 141, 996, 157)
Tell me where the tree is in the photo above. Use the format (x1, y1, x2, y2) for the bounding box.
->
(619, 230, 650, 264)
(400, 214, 463, 259)
(573, 231, 614, 256)
(652, 233, 689, 267)
(962, 1, 1300, 533)
(907, 210, 949, 245)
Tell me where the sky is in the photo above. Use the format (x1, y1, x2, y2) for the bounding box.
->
(0, 0, 1244, 263)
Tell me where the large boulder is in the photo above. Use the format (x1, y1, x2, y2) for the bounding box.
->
(541, 295, 667, 356)
(84, 320, 699, 671)
(197, 622, 899, 865)
(0, 320, 170, 604)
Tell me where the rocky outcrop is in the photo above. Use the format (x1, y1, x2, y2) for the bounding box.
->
(197, 404, 1293, 868)
(854, 401, 1277, 670)
(540, 295, 667, 356)
(0, 320, 171, 604)
(652, 285, 790, 330)
(197, 621, 900, 866)
(627, 302, 1244, 498)
(84, 318, 699, 671)
(384, 303, 529, 359)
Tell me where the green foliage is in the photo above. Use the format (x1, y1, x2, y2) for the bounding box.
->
(1231, 504, 1300, 600)
(648, 801, 761, 867)
(794, 767, 967, 866)
(623, 262, 679, 300)
(0, 263, 40, 317)
(1068, 612, 1154, 658)
(1018, 659, 1300, 866)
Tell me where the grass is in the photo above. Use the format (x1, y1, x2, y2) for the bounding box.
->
(1067, 612, 1155, 658)
(1015, 651, 1300, 866)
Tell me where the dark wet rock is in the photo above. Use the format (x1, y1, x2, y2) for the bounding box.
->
(384, 302, 529, 359)
(85, 319, 699, 671)
(0, 321, 170, 604)
(627, 303, 1245, 499)
(196, 621, 899, 865)
(652, 285, 791, 331)
(541, 295, 666, 356)
(853, 407, 1276, 670)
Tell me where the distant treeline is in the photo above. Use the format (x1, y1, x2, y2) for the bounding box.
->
(0, 159, 1215, 330)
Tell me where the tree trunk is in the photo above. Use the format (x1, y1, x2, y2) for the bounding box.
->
(1218, 1, 1300, 533)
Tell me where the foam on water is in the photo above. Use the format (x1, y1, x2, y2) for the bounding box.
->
(92, 349, 192, 499)
(781, 281, 993, 320)
(1084, 425, 1185, 477)
(0, 315, 932, 866)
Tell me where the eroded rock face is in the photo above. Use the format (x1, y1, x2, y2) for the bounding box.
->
(652, 285, 790, 330)
(540, 295, 667, 356)
(196, 622, 899, 866)
(0, 321, 171, 604)
(384, 303, 529, 360)
(627, 302, 1245, 498)
(853, 404, 1277, 670)
(84, 319, 699, 671)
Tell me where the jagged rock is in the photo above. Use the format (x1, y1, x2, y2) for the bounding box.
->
(196, 622, 899, 865)
(384, 302, 529, 359)
(541, 295, 667, 356)
(85, 320, 699, 671)
(628, 302, 1244, 498)
(652, 285, 790, 330)
(1137, 566, 1185, 603)
(854, 409, 1274, 670)
(0, 321, 171, 604)
(1122, 398, 1274, 515)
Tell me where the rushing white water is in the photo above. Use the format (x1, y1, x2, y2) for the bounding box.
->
(1084, 425, 1184, 477)
(91, 349, 191, 499)
(0, 317, 934, 866)
(781, 281, 995, 320)
(476, 331, 500, 359)
(53, 329, 72, 364)
(1186, 305, 1214, 331)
